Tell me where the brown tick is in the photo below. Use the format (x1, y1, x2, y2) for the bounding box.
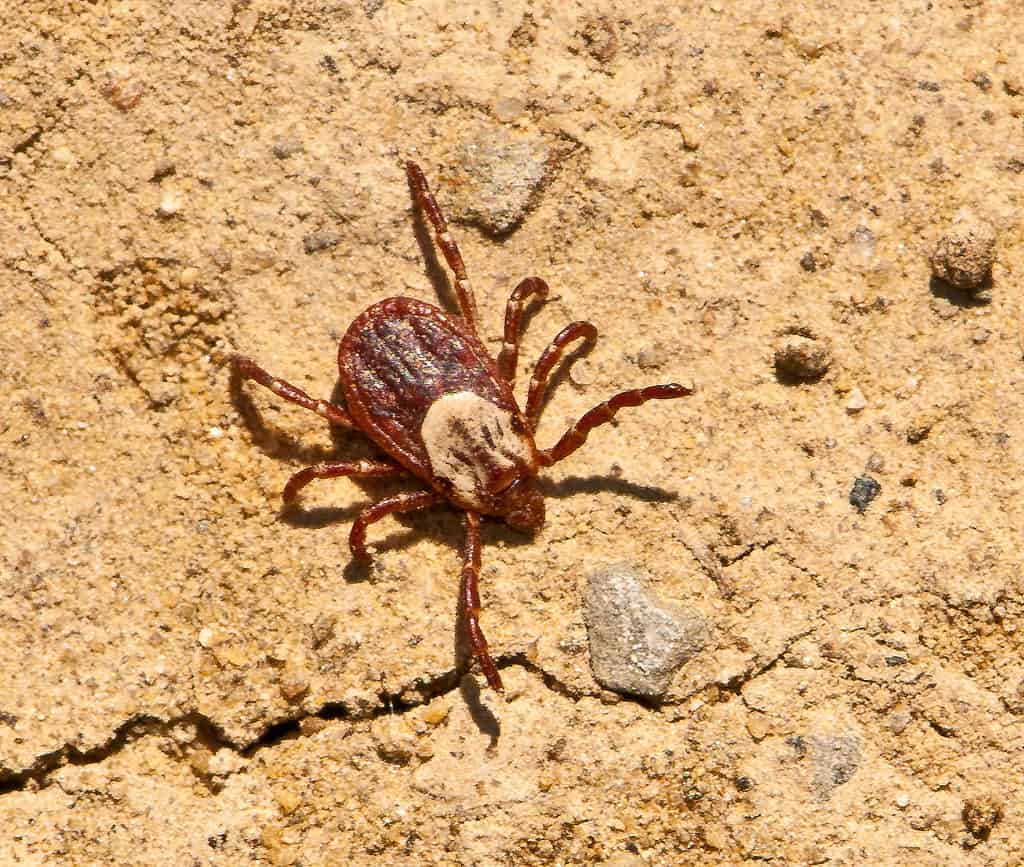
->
(218, 162, 692, 694)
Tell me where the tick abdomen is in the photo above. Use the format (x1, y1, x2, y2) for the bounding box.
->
(339, 298, 518, 478)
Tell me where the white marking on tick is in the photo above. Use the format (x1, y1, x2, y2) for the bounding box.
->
(421, 392, 532, 507)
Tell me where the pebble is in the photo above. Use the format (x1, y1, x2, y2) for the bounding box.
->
(272, 137, 304, 159)
(774, 334, 832, 380)
(303, 229, 340, 254)
(807, 732, 862, 802)
(849, 476, 881, 513)
(454, 128, 551, 235)
(157, 189, 181, 217)
(845, 387, 867, 413)
(930, 210, 996, 296)
(963, 797, 1002, 839)
(583, 562, 710, 699)
(51, 146, 75, 167)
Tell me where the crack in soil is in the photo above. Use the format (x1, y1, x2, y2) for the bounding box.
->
(0, 659, 578, 798)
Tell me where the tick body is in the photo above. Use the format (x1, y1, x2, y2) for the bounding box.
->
(221, 161, 692, 694)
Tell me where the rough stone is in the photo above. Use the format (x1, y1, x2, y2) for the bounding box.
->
(774, 335, 832, 380)
(451, 128, 552, 235)
(583, 563, 710, 699)
(807, 732, 862, 802)
(930, 210, 997, 293)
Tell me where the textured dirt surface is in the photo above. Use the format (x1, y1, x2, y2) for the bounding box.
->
(2, 1, 1024, 864)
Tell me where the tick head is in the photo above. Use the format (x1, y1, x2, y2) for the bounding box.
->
(498, 476, 545, 532)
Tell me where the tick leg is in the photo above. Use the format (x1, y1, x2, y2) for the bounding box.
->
(406, 161, 478, 332)
(348, 490, 445, 564)
(525, 321, 598, 430)
(460, 511, 503, 693)
(539, 383, 694, 466)
(282, 459, 406, 505)
(217, 352, 356, 429)
(497, 277, 549, 384)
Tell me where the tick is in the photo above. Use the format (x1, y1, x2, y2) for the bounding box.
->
(218, 161, 692, 694)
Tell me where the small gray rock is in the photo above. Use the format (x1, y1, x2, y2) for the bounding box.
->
(583, 563, 710, 699)
(452, 129, 552, 235)
(303, 229, 340, 254)
(930, 210, 996, 294)
(807, 732, 861, 802)
(272, 137, 304, 160)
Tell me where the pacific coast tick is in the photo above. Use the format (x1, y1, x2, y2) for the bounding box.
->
(219, 162, 692, 694)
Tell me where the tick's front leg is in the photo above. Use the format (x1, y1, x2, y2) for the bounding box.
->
(460, 511, 503, 693)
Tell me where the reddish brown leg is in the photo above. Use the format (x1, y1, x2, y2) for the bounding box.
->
(282, 459, 406, 505)
(525, 321, 599, 430)
(406, 161, 478, 331)
(460, 511, 503, 693)
(539, 383, 694, 466)
(497, 277, 549, 384)
(217, 352, 355, 429)
(348, 490, 445, 564)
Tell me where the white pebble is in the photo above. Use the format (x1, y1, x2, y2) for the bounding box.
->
(158, 190, 181, 216)
(846, 387, 867, 413)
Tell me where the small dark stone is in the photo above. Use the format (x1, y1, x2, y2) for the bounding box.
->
(930, 211, 997, 293)
(272, 137, 304, 159)
(963, 797, 1002, 840)
(885, 655, 907, 666)
(735, 776, 754, 791)
(971, 72, 992, 91)
(934, 488, 947, 505)
(320, 55, 338, 74)
(774, 334, 832, 380)
(786, 735, 806, 758)
(906, 421, 932, 444)
(799, 251, 817, 272)
(849, 476, 881, 513)
(303, 229, 340, 254)
(917, 80, 941, 92)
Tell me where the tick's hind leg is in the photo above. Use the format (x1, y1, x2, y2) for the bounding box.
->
(539, 383, 694, 466)
(497, 277, 549, 384)
(348, 489, 445, 564)
(282, 459, 406, 505)
(460, 511, 503, 693)
(525, 321, 598, 430)
(406, 161, 479, 331)
(217, 352, 356, 429)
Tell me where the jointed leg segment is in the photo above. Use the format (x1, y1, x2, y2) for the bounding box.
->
(539, 383, 693, 466)
(406, 161, 478, 331)
(282, 459, 405, 504)
(525, 321, 599, 430)
(497, 277, 549, 384)
(460, 511, 503, 693)
(348, 490, 445, 564)
(218, 353, 356, 429)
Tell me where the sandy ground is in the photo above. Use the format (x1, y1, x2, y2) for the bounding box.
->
(2, 1, 1024, 864)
